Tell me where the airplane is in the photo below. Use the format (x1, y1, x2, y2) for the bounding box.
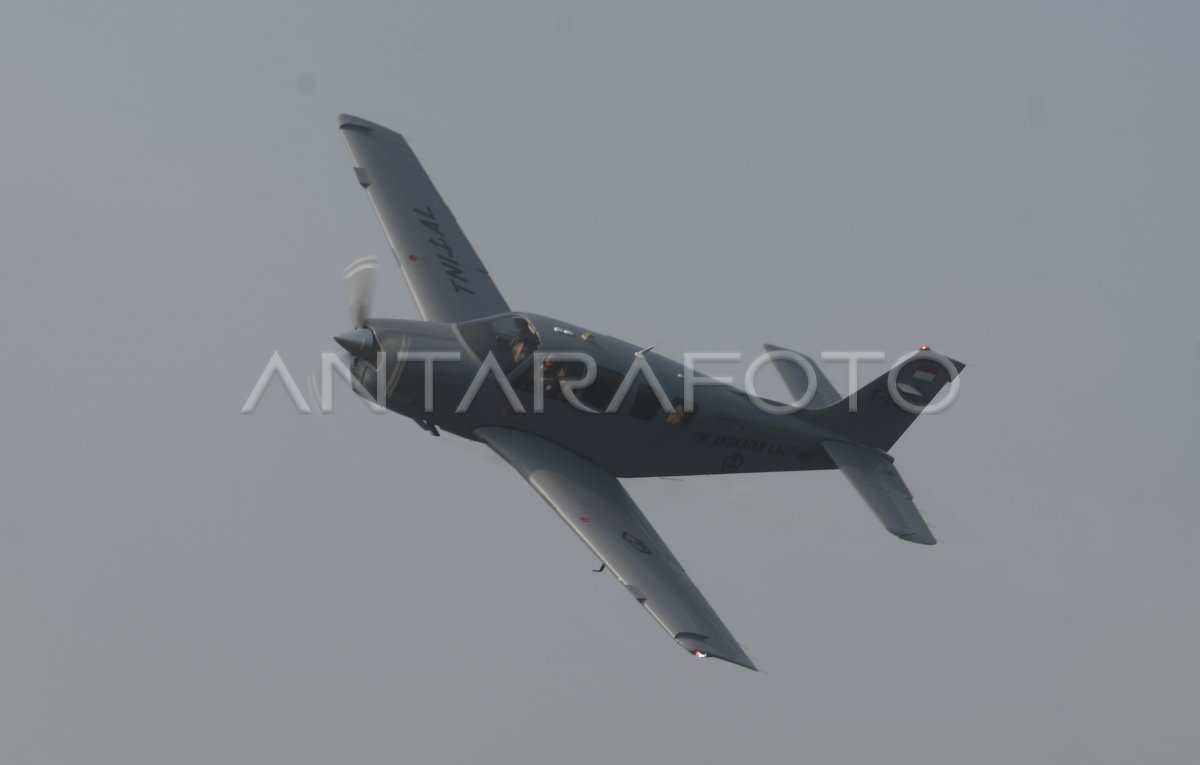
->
(332, 114, 965, 670)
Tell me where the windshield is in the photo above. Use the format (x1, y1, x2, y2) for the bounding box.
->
(458, 314, 542, 373)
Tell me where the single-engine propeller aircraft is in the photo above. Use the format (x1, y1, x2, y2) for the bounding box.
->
(333, 114, 965, 670)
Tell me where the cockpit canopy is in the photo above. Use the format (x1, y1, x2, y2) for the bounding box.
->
(457, 314, 544, 373)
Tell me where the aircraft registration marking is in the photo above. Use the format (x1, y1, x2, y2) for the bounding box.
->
(412, 205, 475, 296)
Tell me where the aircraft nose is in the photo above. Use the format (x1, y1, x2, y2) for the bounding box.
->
(333, 328, 378, 361)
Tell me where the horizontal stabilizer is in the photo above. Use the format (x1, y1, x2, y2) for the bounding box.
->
(822, 441, 936, 545)
(762, 344, 841, 408)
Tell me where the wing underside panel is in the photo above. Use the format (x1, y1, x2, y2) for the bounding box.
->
(476, 426, 756, 669)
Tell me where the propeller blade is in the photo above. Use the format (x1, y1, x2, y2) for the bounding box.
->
(342, 256, 378, 328)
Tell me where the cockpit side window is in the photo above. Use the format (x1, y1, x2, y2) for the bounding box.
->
(577, 367, 623, 412)
(511, 359, 622, 413)
(629, 384, 660, 420)
(535, 359, 588, 401)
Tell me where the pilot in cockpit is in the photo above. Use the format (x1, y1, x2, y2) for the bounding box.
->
(509, 316, 541, 364)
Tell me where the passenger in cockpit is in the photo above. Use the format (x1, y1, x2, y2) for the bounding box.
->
(541, 356, 561, 399)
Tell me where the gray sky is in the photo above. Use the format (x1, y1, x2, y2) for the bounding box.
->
(3, 2, 1199, 763)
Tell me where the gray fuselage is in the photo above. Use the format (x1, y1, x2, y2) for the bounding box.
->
(352, 312, 840, 478)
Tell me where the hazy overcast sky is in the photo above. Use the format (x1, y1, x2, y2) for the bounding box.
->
(3, 2, 1199, 763)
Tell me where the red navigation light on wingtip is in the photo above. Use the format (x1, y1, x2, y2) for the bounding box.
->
(694, 651, 709, 658)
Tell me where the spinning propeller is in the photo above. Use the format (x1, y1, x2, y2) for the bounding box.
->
(334, 256, 380, 361)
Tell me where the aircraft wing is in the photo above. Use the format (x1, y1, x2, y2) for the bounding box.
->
(822, 441, 937, 545)
(475, 426, 756, 670)
(338, 114, 510, 323)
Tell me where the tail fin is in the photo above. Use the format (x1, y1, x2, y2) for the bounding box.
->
(804, 350, 965, 451)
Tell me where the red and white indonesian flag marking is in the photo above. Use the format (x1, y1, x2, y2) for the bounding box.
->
(911, 362, 940, 383)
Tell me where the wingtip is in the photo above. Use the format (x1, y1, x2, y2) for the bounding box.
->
(898, 531, 938, 546)
(675, 633, 757, 670)
(337, 113, 377, 132)
(693, 649, 758, 671)
(715, 651, 758, 671)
